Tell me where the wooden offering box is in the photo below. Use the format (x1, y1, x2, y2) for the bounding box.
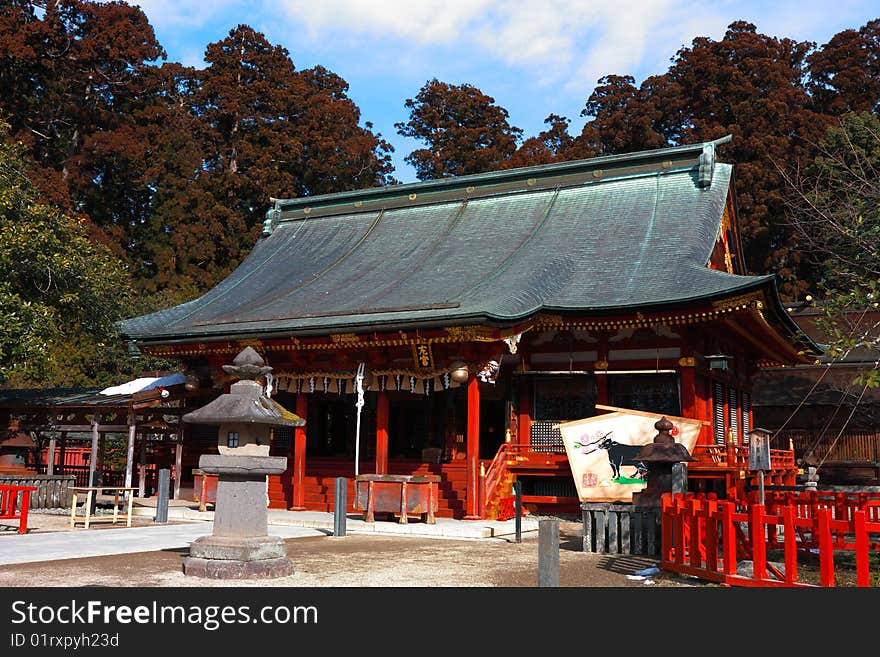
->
(354, 474, 440, 524)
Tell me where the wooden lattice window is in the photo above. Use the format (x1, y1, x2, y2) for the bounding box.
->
(713, 381, 725, 444)
(741, 392, 751, 444)
(728, 387, 739, 444)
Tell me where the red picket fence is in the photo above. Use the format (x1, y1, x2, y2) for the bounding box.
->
(661, 492, 880, 587)
(0, 483, 38, 534)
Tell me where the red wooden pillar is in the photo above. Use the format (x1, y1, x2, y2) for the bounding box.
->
(680, 365, 696, 418)
(376, 390, 389, 474)
(290, 394, 308, 511)
(465, 374, 481, 520)
(695, 373, 713, 445)
(517, 379, 531, 445)
(596, 374, 609, 407)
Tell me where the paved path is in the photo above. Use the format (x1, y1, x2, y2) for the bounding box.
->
(130, 506, 540, 540)
(0, 522, 326, 566)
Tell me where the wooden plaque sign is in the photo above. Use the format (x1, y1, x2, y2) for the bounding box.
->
(749, 432, 771, 471)
(558, 405, 703, 503)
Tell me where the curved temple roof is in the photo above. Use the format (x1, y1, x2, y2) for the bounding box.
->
(119, 138, 810, 353)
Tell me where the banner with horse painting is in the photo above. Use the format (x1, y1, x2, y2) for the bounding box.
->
(558, 405, 704, 503)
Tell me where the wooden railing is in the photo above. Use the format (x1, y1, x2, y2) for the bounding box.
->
(691, 443, 797, 468)
(661, 492, 880, 587)
(755, 490, 880, 526)
(504, 444, 569, 461)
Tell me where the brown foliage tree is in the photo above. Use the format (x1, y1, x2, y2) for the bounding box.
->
(808, 19, 880, 116)
(184, 26, 395, 288)
(562, 22, 833, 297)
(576, 75, 668, 155)
(396, 79, 522, 179)
(0, 0, 165, 213)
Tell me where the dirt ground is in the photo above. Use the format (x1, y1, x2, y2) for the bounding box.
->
(0, 513, 706, 588)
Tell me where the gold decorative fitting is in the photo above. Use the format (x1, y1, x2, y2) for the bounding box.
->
(678, 357, 696, 367)
(592, 169, 603, 178)
(354, 200, 363, 208)
(526, 178, 536, 186)
(235, 339, 264, 350)
(662, 160, 672, 168)
(330, 333, 360, 344)
(534, 312, 564, 326)
(303, 207, 311, 214)
(466, 186, 475, 193)
(712, 292, 762, 312)
(594, 360, 609, 370)
(443, 325, 495, 342)
(408, 193, 417, 200)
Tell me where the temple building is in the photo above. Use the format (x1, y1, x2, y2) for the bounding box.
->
(117, 137, 820, 518)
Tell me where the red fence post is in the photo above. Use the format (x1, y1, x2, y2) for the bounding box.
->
(817, 507, 835, 587)
(781, 506, 798, 585)
(721, 502, 737, 576)
(853, 510, 870, 588)
(688, 497, 700, 569)
(706, 498, 719, 573)
(661, 495, 674, 567)
(18, 489, 31, 534)
(675, 496, 686, 568)
(751, 503, 767, 581)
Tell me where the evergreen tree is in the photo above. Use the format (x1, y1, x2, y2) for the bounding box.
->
(396, 79, 522, 179)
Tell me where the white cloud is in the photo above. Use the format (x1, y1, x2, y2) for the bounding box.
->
(275, 0, 493, 44)
(129, 0, 876, 93)
(271, 0, 699, 89)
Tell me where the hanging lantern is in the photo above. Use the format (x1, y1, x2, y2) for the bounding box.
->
(449, 361, 469, 383)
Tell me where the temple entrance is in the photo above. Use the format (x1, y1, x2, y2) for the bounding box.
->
(305, 393, 376, 460)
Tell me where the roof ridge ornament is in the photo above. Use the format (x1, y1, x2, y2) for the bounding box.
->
(698, 135, 732, 188)
(698, 143, 715, 188)
(262, 199, 281, 236)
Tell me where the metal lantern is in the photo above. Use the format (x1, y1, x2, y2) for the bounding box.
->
(705, 353, 731, 370)
(449, 361, 470, 383)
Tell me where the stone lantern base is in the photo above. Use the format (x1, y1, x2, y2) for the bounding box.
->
(183, 556, 294, 579)
(183, 454, 294, 579)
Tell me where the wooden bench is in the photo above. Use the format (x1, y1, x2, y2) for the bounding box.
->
(69, 486, 137, 529)
(354, 474, 440, 524)
(0, 484, 38, 534)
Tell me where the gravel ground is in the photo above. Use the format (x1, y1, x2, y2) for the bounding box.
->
(0, 513, 705, 588)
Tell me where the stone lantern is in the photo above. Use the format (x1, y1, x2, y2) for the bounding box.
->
(631, 416, 695, 509)
(181, 347, 304, 579)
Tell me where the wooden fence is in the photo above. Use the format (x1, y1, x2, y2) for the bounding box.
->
(582, 503, 660, 555)
(781, 429, 880, 464)
(0, 474, 76, 509)
(661, 491, 880, 587)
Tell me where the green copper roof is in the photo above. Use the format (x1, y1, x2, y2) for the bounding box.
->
(119, 138, 797, 344)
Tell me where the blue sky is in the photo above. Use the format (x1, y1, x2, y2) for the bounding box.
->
(127, 0, 879, 183)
